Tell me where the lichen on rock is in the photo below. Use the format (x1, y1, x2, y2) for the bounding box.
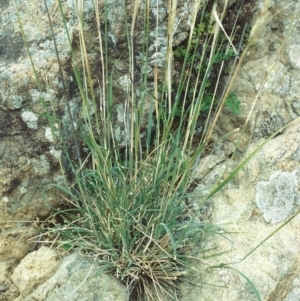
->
(256, 170, 300, 224)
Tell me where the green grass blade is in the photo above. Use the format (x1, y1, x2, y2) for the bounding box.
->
(224, 266, 262, 301)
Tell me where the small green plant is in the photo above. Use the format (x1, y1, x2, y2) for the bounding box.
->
(172, 8, 239, 124)
(225, 91, 240, 115)
(202, 91, 241, 115)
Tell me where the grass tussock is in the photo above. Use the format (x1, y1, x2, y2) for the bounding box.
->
(14, 0, 263, 300)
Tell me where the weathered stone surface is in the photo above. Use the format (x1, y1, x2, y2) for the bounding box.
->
(0, 261, 11, 297)
(187, 119, 300, 300)
(214, 0, 300, 154)
(0, 213, 41, 294)
(189, 0, 300, 299)
(0, 225, 38, 262)
(0, 0, 70, 269)
(20, 252, 128, 301)
(1, 0, 300, 300)
(12, 247, 58, 298)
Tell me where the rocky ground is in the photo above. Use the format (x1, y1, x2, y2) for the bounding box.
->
(1, 0, 300, 300)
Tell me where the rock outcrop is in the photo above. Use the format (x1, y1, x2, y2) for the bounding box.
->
(1, 0, 300, 300)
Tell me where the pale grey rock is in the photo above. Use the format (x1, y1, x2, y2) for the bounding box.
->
(0, 226, 38, 261)
(12, 247, 58, 298)
(194, 153, 227, 180)
(30, 155, 50, 175)
(0, 0, 70, 236)
(21, 252, 129, 301)
(283, 275, 300, 301)
(256, 170, 300, 223)
(1, 0, 300, 300)
(214, 0, 300, 151)
(188, 0, 300, 299)
(192, 98, 300, 300)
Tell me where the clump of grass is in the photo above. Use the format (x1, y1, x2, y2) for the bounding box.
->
(47, 0, 243, 299)
(48, 3, 227, 300)
(16, 0, 248, 300)
(55, 139, 222, 300)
